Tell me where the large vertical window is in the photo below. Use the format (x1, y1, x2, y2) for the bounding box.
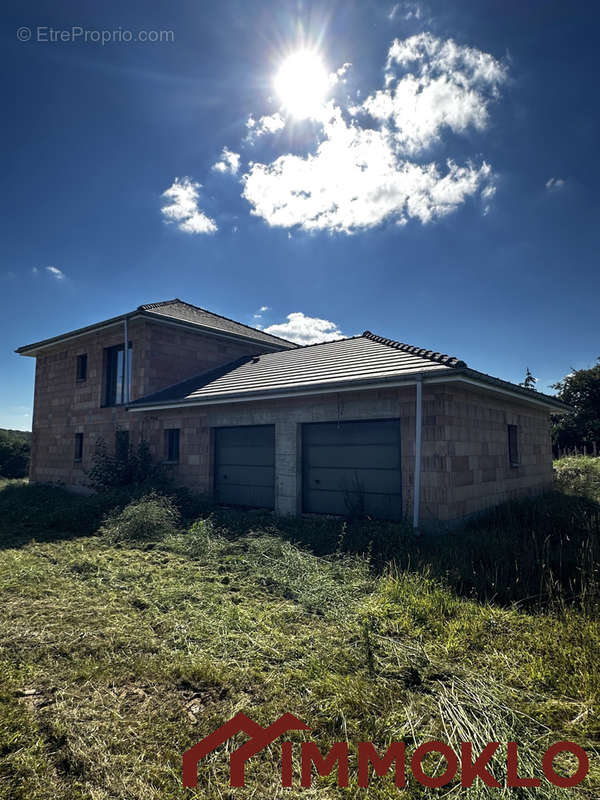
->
(507, 424, 520, 467)
(165, 428, 180, 463)
(104, 343, 132, 406)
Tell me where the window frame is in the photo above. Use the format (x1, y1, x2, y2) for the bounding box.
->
(74, 432, 84, 463)
(507, 424, 520, 468)
(165, 428, 180, 464)
(103, 343, 132, 406)
(75, 353, 87, 382)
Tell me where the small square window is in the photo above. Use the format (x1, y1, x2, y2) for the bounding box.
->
(76, 354, 87, 382)
(74, 433, 84, 462)
(165, 429, 180, 463)
(508, 424, 520, 467)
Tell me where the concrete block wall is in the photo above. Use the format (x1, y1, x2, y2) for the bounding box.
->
(131, 383, 553, 524)
(28, 319, 280, 487)
(28, 317, 554, 523)
(432, 386, 553, 520)
(132, 386, 449, 520)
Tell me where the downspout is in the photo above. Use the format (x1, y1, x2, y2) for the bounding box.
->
(413, 374, 423, 529)
(123, 317, 129, 404)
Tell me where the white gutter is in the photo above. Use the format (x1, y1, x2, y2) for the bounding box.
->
(126, 377, 425, 411)
(424, 374, 562, 410)
(413, 375, 423, 530)
(127, 371, 565, 414)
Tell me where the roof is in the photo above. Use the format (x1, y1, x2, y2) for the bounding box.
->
(16, 299, 295, 355)
(137, 300, 295, 347)
(129, 331, 568, 411)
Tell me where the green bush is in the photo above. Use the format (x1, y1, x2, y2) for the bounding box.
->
(87, 437, 167, 492)
(0, 433, 30, 478)
(553, 455, 600, 501)
(99, 492, 181, 543)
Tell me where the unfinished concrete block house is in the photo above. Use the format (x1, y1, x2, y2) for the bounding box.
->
(17, 299, 566, 526)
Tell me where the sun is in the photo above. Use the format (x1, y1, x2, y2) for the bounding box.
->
(274, 50, 329, 119)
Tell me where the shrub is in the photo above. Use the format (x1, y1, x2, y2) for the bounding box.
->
(0, 433, 30, 478)
(553, 455, 600, 501)
(185, 517, 220, 557)
(99, 492, 180, 543)
(87, 436, 167, 492)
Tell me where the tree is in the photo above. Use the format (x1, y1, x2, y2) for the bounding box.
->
(0, 432, 31, 478)
(519, 367, 537, 390)
(552, 358, 600, 452)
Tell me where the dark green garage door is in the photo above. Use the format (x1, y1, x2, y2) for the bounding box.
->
(302, 419, 402, 519)
(214, 425, 275, 509)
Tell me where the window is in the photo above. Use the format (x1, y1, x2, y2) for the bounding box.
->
(76, 353, 87, 382)
(508, 424, 520, 467)
(165, 428, 180, 463)
(104, 343, 132, 406)
(115, 430, 130, 461)
(74, 433, 83, 462)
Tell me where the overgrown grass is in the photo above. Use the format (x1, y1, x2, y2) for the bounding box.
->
(0, 481, 599, 798)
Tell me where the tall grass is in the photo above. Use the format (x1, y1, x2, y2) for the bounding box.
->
(0, 481, 599, 798)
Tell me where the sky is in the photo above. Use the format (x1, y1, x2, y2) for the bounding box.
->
(1, 0, 599, 430)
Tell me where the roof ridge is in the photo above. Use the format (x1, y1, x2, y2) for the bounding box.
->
(267, 333, 365, 353)
(139, 298, 296, 347)
(362, 331, 467, 368)
(137, 299, 180, 310)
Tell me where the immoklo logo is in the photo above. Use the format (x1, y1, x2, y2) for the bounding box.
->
(182, 712, 589, 789)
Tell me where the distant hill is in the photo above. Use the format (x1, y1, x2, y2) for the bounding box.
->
(0, 428, 32, 443)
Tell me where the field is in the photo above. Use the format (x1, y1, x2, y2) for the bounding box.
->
(0, 460, 599, 799)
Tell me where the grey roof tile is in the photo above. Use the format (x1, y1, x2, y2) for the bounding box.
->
(130, 330, 568, 410)
(130, 333, 461, 406)
(138, 299, 295, 348)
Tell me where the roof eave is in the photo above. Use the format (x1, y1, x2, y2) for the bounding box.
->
(16, 309, 294, 356)
(127, 366, 569, 413)
(427, 367, 570, 411)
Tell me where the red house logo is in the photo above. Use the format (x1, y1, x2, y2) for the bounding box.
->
(182, 711, 310, 787)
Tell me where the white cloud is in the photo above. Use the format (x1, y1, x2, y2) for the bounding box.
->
(363, 32, 507, 154)
(389, 2, 423, 21)
(241, 34, 505, 233)
(32, 267, 39, 274)
(46, 266, 65, 280)
(545, 177, 566, 190)
(161, 177, 217, 234)
(252, 304, 270, 320)
(245, 112, 286, 142)
(212, 147, 241, 175)
(243, 105, 493, 232)
(264, 312, 345, 345)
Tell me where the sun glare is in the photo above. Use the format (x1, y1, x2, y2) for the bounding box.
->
(274, 50, 329, 119)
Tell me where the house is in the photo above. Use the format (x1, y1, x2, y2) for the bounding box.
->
(17, 299, 566, 526)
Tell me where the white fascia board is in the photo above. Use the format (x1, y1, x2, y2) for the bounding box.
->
(126, 376, 424, 412)
(127, 372, 563, 413)
(17, 312, 290, 356)
(425, 374, 563, 410)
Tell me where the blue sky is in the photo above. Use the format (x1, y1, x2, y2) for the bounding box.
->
(2, 0, 599, 430)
